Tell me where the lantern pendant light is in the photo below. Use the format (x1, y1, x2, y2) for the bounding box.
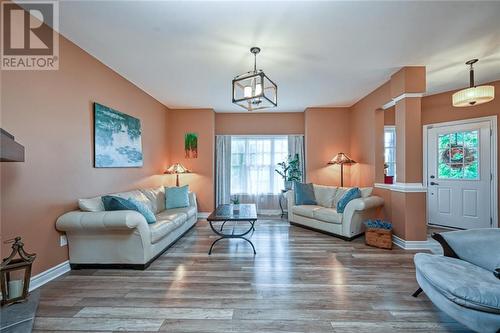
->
(452, 59, 495, 107)
(232, 47, 278, 111)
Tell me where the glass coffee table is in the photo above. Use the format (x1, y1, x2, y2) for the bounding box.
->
(206, 204, 257, 255)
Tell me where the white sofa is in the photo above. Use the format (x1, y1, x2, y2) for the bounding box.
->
(56, 186, 197, 269)
(287, 184, 384, 240)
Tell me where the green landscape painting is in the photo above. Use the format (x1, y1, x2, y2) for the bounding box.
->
(94, 103, 143, 168)
(185, 133, 198, 159)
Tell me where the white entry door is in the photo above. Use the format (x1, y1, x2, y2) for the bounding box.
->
(427, 119, 494, 229)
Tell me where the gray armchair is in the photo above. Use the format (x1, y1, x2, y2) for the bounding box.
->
(413, 229, 500, 333)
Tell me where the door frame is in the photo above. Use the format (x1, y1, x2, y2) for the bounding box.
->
(423, 115, 498, 229)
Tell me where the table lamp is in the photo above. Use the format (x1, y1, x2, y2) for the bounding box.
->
(164, 163, 191, 186)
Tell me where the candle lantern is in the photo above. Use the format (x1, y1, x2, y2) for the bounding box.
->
(1, 237, 36, 306)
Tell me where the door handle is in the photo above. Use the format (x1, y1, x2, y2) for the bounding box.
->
(430, 181, 439, 186)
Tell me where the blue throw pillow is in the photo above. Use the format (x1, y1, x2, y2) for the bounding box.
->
(128, 198, 156, 224)
(336, 187, 361, 213)
(102, 195, 137, 211)
(165, 185, 190, 209)
(102, 195, 157, 224)
(294, 182, 317, 205)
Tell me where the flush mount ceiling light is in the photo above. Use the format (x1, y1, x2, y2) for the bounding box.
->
(232, 47, 277, 111)
(452, 59, 495, 107)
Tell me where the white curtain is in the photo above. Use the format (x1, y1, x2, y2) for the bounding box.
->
(288, 135, 305, 182)
(215, 135, 231, 207)
(215, 135, 305, 215)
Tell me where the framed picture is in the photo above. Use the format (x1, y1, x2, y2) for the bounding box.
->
(184, 132, 198, 159)
(94, 102, 143, 168)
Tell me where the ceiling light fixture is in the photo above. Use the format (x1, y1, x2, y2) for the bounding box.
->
(452, 59, 495, 107)
(232, 47, 277, 111)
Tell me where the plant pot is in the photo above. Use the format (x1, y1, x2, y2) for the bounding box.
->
(284, 180, 293, 190)
(232, 205, 240, 215)
(384, 176, 394, 184)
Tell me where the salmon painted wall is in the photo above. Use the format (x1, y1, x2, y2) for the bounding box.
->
(1, 36, 169, 275)
(167, 109, 215, 212)
(215, 112, 304, 135)
(305, 108, 351, 186)
(349, 82, 391, 186)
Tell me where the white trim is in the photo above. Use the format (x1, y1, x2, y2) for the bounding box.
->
(382, 93, 424, 110)
(423, 115, 498, 229)
(392, 235, 432, 250)
(29, 260, 70, 291)
(197, 212, 210, 219)
(374, 182, 427, 192)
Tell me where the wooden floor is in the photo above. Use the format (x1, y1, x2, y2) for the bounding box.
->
(33, 218, 472, 332)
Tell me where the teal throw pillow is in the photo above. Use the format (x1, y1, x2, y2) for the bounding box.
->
(165, 185, 190, 209)
(336, 187, 361, 213)
(102, 195, 137, 211)
(128, 198, 156, 224)
(294, 182, 317, 205)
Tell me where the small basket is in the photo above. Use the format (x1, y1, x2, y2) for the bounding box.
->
(364, 220, 392, 250)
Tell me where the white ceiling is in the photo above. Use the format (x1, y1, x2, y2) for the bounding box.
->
(55, 1, 500, 112)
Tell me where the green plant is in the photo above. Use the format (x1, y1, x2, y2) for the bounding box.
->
(275, 154, 302, 182)
(230, 196, 240, 205)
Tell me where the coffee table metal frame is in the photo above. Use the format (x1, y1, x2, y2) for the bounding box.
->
(207, 204, 257, 255)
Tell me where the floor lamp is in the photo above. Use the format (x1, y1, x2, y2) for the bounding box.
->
(164, 163, 191, 186)
(327, 152, 356, 187)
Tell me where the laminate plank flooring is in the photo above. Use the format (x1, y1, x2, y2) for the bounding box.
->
(33, 218, 472, 332)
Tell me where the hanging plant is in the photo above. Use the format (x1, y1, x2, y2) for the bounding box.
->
(440, 144, 475, 169)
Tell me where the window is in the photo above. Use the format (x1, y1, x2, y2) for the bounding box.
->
(230, 136, 288, 195)
(384, 126, 396, 177)
(438, 130, 479, 180)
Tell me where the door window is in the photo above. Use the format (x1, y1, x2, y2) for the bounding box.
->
(438, 130, 479, 180)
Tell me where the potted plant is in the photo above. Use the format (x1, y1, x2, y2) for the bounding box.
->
(275, 154, 302, 190)
(230, 196, 240, 214)
(384, 163, 394, 184)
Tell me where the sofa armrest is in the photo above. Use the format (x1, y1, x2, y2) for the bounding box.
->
(188, 192, 197, 210)
(341, 196, 384, 237)
(344, 196, 384, 213)
(439, 229, 500, 272)
(56, 210, 147, 232)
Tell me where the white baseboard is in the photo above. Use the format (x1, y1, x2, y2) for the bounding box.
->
(392, 235, 434, 251)
(29, 260, 70, 291)
(197, 212, 210, 219)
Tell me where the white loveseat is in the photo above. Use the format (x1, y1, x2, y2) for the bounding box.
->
(287, 184, 384, 240)
(56, 186, 197, 269)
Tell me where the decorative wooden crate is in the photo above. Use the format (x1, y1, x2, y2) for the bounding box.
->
(365, 228, 392, 249)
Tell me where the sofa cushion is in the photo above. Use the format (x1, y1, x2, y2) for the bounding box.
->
(128, 198, 156, 224)
(332, 187, 348, 208)
(313, 184, 337, 208)
(294, 182, 317, 205)
(165, 206, 197, 219)
(112, 190, 153, 211)
(102, 195, 137, 211)
(78, 196, 105, 212)
(150, 211, 188, 243)
(415, 253, 500, 314)
(360, 187, 373, 198)
(291, 205, 322, 219)
(140, 186, 166, 214)
(313, 208, 342, 224)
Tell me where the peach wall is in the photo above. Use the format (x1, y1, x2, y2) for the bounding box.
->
(349, 82, 391, 186)
(1, 36, 169, 275)
(304, 108, 351, 186)
(168, 109, 215, 212)
(215, 112, 304, 135)
(384, 107, 395, 126)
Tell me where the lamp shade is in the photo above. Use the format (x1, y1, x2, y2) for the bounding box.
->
(328, 152, 356, 165)
(164, 163, 190, 174)
(452, 85, 495, 107)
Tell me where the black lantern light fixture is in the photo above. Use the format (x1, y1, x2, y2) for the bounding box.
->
(1, 237, 36, 306)
(232, 47, 277, 111)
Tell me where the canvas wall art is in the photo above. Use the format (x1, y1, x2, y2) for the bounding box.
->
(94, 102, 143, 168)
(184, 132, 198, 159)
